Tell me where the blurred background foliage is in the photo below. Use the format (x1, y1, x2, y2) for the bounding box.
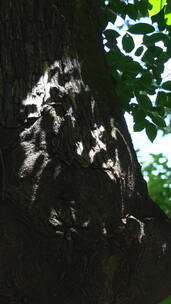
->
(160, 295, 171, 304)
(142, 152, 171, 218)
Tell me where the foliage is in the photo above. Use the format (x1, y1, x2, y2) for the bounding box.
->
(101, 0, 171, 142)
(161, 109, 171, 135)
(142, 153, 171, 218)
(101, 3, 171, 302)
(160, 295, 171, 304)
(148, 0, 171, 25)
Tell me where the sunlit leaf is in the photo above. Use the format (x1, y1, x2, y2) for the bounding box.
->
(148, 0, 166, 17)
(151, 8, 165, 31)
(165, 1, 171, 25)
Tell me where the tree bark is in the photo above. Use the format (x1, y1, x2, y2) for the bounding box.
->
(0, 1, 170, 303)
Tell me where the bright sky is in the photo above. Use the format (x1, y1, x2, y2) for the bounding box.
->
(125, 112, 171, 166)
(106, 16, 171, 167)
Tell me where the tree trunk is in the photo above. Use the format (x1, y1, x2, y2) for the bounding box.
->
(0, 1, 170, 303)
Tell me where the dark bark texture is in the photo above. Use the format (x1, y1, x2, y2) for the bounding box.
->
(0, 1, 170, 303)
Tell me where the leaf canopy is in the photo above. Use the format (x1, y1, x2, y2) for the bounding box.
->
(102, 0, 170, 142)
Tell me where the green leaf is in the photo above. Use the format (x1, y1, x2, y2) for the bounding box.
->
(151, 106, 165, 116)
(115, 82, 134, 102)
(134, 108, 146, 121)
(104, 29, 120, 49)
(151, 8, 165, 31)
(148, 46, 163, 57)
(128, 23, 155, 34)
(156, 91, 167, 106)
(108, 0, 126, 17)
(122, 33, 135, 53)
(151, 115, 166, 127)
(142, 49, 154, 64)
(142, 46, 163, 67)
(104, 29, 120, 40)
(145, 122, 157, 142)
(148, 0, 166, 17)
(162, 81, 171, 91)
(127, 4, 138, 20)
(133, 121, 145, 132)
(151, 64, 164, 83)
(143, 33, 168, 46)
(137, 1, 148, 16)
(135, 46, 144, 56)
(165, 0, 171, 25)
(111, 70, 122, 81)
(140, 71, 153, 85)
(105, 50, 123, 67)
(157, 52, 170, 64)
(101, 7, 117, 30)
(166, 39, 171, 60)
(137, 94, 153, 110)
(123, 61, 143, 75)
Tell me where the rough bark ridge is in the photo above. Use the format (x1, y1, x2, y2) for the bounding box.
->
(0, 1, 170, 303)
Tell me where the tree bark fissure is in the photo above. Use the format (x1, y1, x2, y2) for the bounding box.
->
(0, 1, 170, 303)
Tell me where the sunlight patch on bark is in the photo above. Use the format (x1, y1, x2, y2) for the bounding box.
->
(89, 124, 106, 163)
(76, 141, 84, 156)
(65, 106, 76, 128)
(110, 118, 117, 140)
(102, 150, 122, 180)
(102, 159, 116, 180)
(122, 215, 145, 243)
(91, 97, 96, 115)
(54, 165, 62, 179)
(82, 219, 90, 228)
(22, 71, 49, 118)
(49, 208, 62, 227)
(19, 134, 47, 177)
(19, 151, 40, 177)
(30, 155, 50, 203)
(161, 243, 167, 255)
(21, 57, 86, 122)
